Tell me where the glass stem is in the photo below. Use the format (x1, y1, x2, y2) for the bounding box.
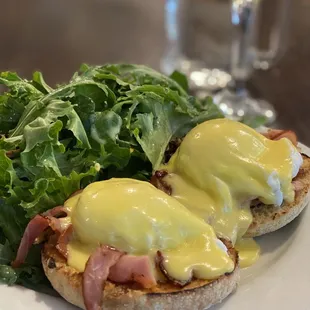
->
(231, 79, 248, 97)
(230, 0, 259, 83)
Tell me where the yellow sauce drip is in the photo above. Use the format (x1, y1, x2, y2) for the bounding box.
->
(67, 178, 234, 280)
(163, 173, 252, 243)
(67, 240, 96, 272)
(161, 235, 232, 281)
(235, 238, 260, 268)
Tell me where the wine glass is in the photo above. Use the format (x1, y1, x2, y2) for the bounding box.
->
(213, 0, 290, 124)
(161, 0, 291, 124)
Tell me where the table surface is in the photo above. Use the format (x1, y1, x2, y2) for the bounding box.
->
(0, 0, 309, 143)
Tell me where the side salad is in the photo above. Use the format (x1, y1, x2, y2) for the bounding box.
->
(0, 64, 223, 292)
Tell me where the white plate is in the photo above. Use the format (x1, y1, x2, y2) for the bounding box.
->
(1, 146, 309, 310)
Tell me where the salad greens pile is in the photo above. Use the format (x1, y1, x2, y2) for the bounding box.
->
(0, 64, 222, 292)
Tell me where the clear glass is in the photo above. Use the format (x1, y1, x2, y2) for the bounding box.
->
(161, 0, 233, 92)
(162, 0, 291, 124)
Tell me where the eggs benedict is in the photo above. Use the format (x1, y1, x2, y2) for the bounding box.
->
(12, 178, 239, 310)
(152, 119, 309, 267)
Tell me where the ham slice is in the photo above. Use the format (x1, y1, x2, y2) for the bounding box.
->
(82, 246, 124, 310)
(109, 255, 156, 288)
(150, 170, 172, 196)
(46, 216, 65, 233)
(42, 205, 68, 218)
(83, 246, 157, 310)
(11, 215, 50, 268)
(42, 206, 69, 233)
(262, 129, 298, 146)
(12, 206, 70, 268)
(56, 225, 73, 258)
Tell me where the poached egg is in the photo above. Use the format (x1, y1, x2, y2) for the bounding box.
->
(160, 119, 302, 265)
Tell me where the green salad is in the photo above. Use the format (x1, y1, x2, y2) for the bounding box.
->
(0, 64, 223, 293)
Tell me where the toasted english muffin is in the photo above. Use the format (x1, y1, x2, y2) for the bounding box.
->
(42, 240, 239, 310)
(245, 154, 310, 237)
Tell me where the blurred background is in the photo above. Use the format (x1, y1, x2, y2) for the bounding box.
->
(0, 0, 309, 143)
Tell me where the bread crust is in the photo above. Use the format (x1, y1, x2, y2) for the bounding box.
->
(42, 241, 240, 310)
(246, 154, 310, 237)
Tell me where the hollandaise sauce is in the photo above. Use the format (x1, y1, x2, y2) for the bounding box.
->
(235, 238, 260, 268)
(64, 179, 234, 281)
(161, 119, 302, 268)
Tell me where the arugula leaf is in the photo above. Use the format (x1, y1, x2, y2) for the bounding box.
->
(23, 119, 63, 153)
(105, 64, 188, 96)
(0, 240, 14, 265)
(32, 72, 53, 94)
(11, 99, 90, 148)
(0, 150, 17, 194)
(0, 72, 42, 102)
(241, 115, 268, 128)
(98, 143, 131, 170)
(91, 111, 122, 144)
(0, 72, 23, 83)
(67, 109, 91, 148)
(132, 94, 173, 169)
(16, 265, 56, 295)
(169, 70, 189, 92)
(0, 136, 22, 151)
(0, 265, 18, 285)
(0, 95, 25, 133)
(16, 164, 98, 218)
(21, 143, 64, 177)
(0, 199, 26, 246)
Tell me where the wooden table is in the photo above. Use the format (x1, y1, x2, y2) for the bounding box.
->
(0, 0, 309, 143)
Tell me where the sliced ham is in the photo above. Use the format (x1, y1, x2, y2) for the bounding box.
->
(42, 205, 68, 218)
(46, 216, 64, 233)
(11, 215, 50, 268)
(56, 225, 73, 258)
(262, 129, 298, 146)
(12, 207, 70, 268)
(42, 206, 69, 233)
(109, 255, 156, 288)
(82, 246, 124, 310)
(45, 212, 72, 235)
(150, 170, 172, 196)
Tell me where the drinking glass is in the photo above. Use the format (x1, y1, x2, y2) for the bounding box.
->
(161, 0, 291, 124)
